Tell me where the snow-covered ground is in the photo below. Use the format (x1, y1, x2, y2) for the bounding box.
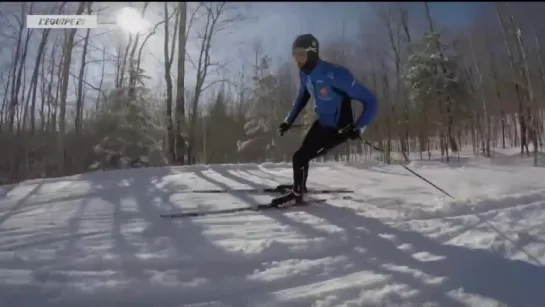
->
(1, 147, 545, 307)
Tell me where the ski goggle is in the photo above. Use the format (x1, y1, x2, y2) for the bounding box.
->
(292, 47, 318, 57)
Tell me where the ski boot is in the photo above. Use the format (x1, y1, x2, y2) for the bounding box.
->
(271, 190, 304, 208)
(274, 184, 308, 194)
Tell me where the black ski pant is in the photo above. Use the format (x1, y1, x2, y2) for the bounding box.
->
(292, 120, 350, 194)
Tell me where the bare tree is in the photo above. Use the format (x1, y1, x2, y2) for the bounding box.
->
(496, 3, 529, 156)
(164, 2, 200, 163)
(163, 2, 179, 162)
(94, 46, 106, 112)
(186, 2, 245, 164)
(8, 2, 34, 132)
(75, 3, 92, 135)
(28, 25, 52, 134)
(467, 29, 491, 157)
(57, 1, 86, 174)
(377, 5, 410, 162)
(25, 3, 66, 133)
(2, 1, 545, 183)
(175, 1, 187, 164)
(505, 3, 539, 165)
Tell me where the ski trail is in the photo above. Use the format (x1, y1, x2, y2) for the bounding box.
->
(0, 155, 544, 306)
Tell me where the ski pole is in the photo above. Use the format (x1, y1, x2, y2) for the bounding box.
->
(360, 139, 543, 266)
(361, 140, 455, 199)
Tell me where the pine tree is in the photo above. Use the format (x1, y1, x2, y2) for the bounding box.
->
(90, 68, 166, 170)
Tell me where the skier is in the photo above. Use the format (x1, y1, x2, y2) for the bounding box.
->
(271, 33, 378, 207)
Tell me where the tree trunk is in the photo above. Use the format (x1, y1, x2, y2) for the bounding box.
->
(468, 29, 491, 157)
(29, 27, 51, 134)
(496, 3, 528, 156)
(163, 3, 179, 163)
(75, 21, 91, 135)
(175, 1, 187, 164)
(57, 2, 86, 175)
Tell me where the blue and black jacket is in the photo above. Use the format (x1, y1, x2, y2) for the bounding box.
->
(285, 60, 378, 130)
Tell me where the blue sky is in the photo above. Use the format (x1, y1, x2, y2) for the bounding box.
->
(83, 2, 492, 96)
(70, 1, 491, 104)
(176, 1, 493, 95)
(223, 2, 491, 68)
(6, 2, 490, 108)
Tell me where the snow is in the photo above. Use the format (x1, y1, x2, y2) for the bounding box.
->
(1, 147, 545, 306)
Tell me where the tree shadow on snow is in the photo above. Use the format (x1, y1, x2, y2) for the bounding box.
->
(0, 183, 42, 228)
(78, 167, 280, 307)
(205, 167, 447, 306)
(4, 165, 543, 307)
(74, 166, 324, 307)
(0, 167, 267, 307)
(129, 167, 544, 307)
(203, 167, 330, 240)
(309, 201, 545, 307)
(213, 164, 347, 192)
(197, 164, 545, 306)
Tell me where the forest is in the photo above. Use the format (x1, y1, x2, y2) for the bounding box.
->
(0, 2, 544, 185)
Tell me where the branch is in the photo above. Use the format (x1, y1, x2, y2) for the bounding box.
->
(51, 59, 108, 102)
(135, 9, 176, 73)
(200, 78, 235, 93)
(86, 58, 117, 65)
(185, 50, 199, 72)
(186, 2, 204, 38)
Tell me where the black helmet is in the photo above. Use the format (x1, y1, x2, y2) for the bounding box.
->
(292, 33, 319, 54)
(292, 34, 320, 73)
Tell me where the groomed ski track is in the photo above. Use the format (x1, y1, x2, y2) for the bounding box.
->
(0, 147, 544, 307)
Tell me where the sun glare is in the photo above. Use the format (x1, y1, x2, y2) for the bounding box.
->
(116, 7, 151, 34)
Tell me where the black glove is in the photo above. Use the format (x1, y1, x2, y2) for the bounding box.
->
(278, 122, 292, 136)
(339, 124, 364, 140)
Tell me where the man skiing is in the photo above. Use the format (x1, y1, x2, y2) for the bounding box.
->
(271, 33, 378, 207)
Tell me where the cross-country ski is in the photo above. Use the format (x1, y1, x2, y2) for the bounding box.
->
(186, 185, 353, 194)
(161, 184, 349, 218)
(160, 198, 327, 218)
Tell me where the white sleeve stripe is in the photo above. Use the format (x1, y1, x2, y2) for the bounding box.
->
(351, 79, 355, 87)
